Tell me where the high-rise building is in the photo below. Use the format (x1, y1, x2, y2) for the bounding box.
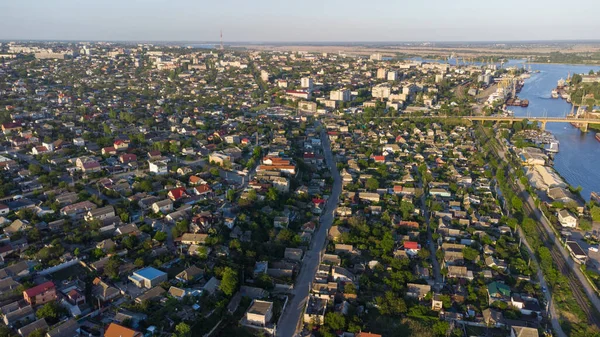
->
(301, 77, 313, 90)
(372, 85, 391, 99)
(330, 89, 351, 102)
(376, 68, 387, 79)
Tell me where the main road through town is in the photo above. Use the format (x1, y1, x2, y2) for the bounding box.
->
(276, 124, 342, 337)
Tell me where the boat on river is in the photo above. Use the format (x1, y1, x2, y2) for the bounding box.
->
(596, 133, 600, 142)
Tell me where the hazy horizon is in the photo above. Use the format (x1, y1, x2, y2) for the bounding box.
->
(2, 0, 600, 42)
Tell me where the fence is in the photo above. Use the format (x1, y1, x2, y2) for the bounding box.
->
(37, 258, 80, 276)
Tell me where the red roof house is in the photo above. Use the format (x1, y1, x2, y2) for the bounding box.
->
(119, 153, 137, 164)
(23, 281, 56, 306)
(168, 187, 188, 201)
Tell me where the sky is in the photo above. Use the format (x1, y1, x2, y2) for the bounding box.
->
(2, 0, 600, 42)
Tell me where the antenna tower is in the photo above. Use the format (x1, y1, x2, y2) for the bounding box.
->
(220, 30, 224, 50)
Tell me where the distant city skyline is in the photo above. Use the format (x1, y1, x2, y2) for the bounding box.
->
(2, 0, 600, 42)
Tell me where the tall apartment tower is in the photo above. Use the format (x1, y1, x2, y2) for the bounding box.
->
(301, 77, 313, 90)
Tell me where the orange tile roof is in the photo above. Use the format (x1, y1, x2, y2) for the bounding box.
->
(104, 323, 141, 337)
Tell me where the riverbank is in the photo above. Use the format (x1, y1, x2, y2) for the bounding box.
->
(506, 60, 600, 201)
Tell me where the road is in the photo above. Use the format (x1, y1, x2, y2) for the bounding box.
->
(418, 178, 442, 286)
(5, 148, 50, 172)
(276, 124, 342, 337)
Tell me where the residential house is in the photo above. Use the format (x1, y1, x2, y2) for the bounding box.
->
(245, 300, 273, 327)
(208, 152, 231, 166)
(510, 326, 539, 337)
(104, 323, 142, 337)
(151, 199, 173, 214)
(487, 282, 511, 305)
(23, 281, 56, 306)
(135, 286, 165, 303)
(148, 160, 168, 175)
(60, 201, 97, 219)
(558, 209, 577, 228)
(3, 305, 34, 327)
(180, 233, 208, 245)
(18, 318, 48, 337)
(176, 265, 204, 283)
(304, 296, 327, 325)
(168, 187, 188, 201)
(113, 139, 130, 151)
(84, 205, 115, 221)
(406, 283, 431, 300)
(119, 153, 137, 164)
(193, 184, 212, 197)
(92, 277, 120, 302)
(46, 318, 80, 337)
(168, 286, 187, 300)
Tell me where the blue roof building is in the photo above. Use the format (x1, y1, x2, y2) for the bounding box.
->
(129, 267, 168, 289)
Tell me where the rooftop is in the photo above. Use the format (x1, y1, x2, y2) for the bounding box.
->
(134, 267, 166, 281)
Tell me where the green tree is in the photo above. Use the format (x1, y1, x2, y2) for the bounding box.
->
(196, 246, 209, 259)
(366, 177, 379, 191)
(375, 291, 407, 316)
(153, 231, 167, 242)
(462, 247, 479, 261)
(226, 189, 235, 202)
(103, 124, 112, 135)
(220, 267, 238, 296)
(400, 201, 415, 219)
(266, 187, 278, 202)
(511, 196, 523, 212)
(28, 164, 42, 175)
(325, 312, 346, 331)
(104, 257, 121, 279)
(579, 218, 593, 231)
(36, 301, 66, 324)
(433, 321, 450, 337)
(175, 322, 191, 337)
(591, 206, 600, 222)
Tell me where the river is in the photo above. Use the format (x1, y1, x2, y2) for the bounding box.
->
(504, 60, 600, 200)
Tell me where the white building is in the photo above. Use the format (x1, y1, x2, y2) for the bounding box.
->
(301, 77, 313, 90)
(376, 68, 387, 79)
(330, 89, 351, 102)
(246, 300, 273, 327)
(387, 71, 398, 81)
(558, 209, 577, 228)
(372, 85, 391, 99)
(148, 160, 168, 175)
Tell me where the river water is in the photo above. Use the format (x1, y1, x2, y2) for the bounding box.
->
(504, 60, 600, 200)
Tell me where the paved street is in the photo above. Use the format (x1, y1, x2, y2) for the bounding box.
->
(276, 125, 342, 337)
(418, 179, 442, 286)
